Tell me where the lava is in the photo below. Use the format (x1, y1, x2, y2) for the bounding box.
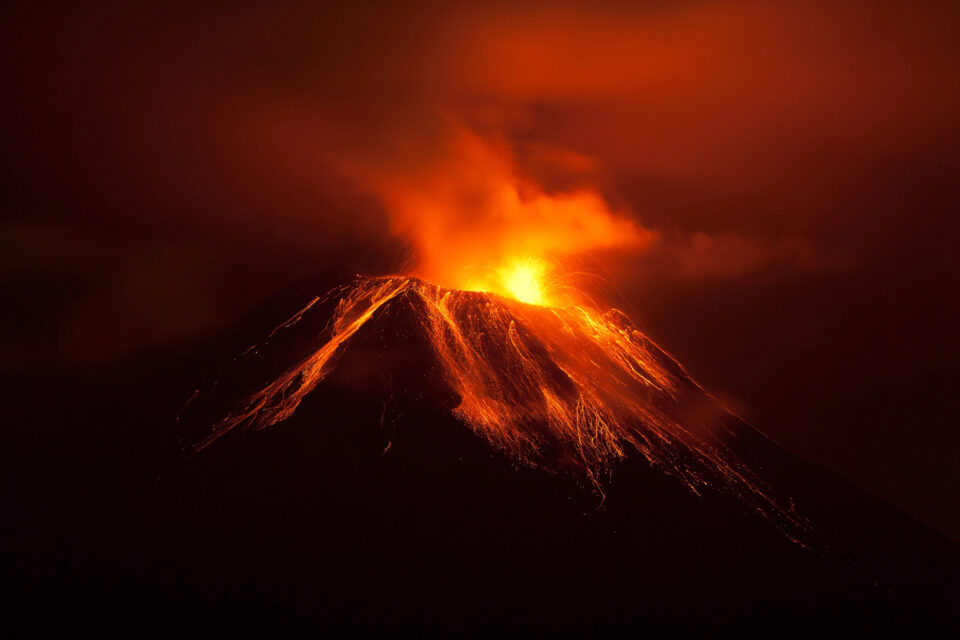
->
(466, 257, 553, 306)
(501, 262, 544, 304)
(185, 274, 811, 544)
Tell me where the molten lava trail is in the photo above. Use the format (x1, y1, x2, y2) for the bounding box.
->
(187, 275, 811, 544)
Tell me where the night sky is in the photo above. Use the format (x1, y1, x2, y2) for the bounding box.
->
(2, 1, 959, 540)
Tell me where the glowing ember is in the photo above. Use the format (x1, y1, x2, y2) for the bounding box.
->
(185, 275, 812, 544)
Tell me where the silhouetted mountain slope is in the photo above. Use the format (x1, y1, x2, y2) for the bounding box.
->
(3, 272, 957, 635)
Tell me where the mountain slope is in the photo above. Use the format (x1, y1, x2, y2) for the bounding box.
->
(4, 272, 958, 634)
(180, 276, 813, 541)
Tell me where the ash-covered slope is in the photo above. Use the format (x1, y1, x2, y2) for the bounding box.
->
(6, 272, 957, 635)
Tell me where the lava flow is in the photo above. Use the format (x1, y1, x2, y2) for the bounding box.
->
(185, 270, 812, 544)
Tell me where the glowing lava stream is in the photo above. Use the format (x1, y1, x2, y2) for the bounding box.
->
(188, 274, 812, 544)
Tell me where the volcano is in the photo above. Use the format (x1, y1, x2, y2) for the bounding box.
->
(182, 274, 813, 543)
(5, 271, 958, 635)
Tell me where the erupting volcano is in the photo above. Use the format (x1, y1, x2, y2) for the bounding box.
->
(180, 123, 805, 530)
(163, 263, 957, 634)
(161, 56, 954, 629)
(160, 120, 960, 631)
(7, 2, 960, 634)
(181, 269, 810, 544)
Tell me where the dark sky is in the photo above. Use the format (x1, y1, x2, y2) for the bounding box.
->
(2, 1, 959, 539)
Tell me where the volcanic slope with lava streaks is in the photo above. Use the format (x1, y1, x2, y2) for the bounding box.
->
(178, 274, 811, 544)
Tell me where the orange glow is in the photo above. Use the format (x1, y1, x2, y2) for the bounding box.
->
(188, 275, 812, 545)
(342, 123, 654, 305)
(467, 257, 552, 306)
(500, 258, 547, 305)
